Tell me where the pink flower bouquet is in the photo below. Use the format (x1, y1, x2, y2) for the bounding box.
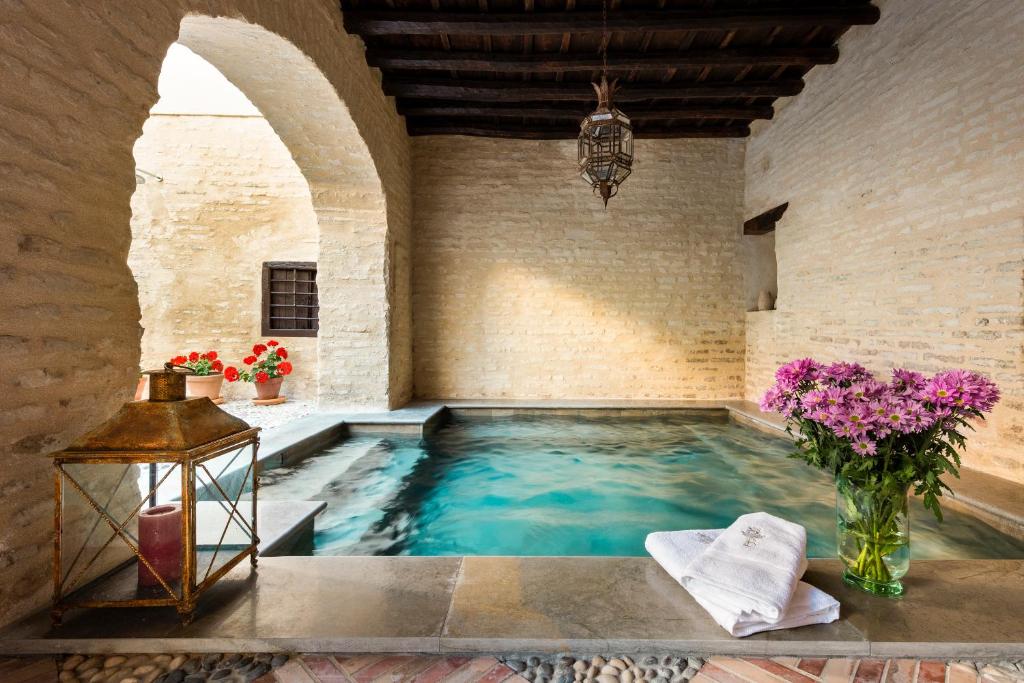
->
(761, 359, 999, 595)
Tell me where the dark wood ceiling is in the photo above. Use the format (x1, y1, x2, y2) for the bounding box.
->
(340, 0, 880, 139)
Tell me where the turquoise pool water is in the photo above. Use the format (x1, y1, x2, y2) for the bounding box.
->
(256, 412, 1024, 558)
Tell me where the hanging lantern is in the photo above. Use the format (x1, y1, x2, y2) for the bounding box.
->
(578, 76, 634, 207)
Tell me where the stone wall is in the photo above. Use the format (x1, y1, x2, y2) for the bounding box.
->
(0, 1, 410, 627)
(744, 0, 1024, 480)
(412, 137, 747, 399)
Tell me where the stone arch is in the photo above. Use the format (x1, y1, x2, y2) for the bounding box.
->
(174, 15, 401, 410)
(0, 1, 411, 627)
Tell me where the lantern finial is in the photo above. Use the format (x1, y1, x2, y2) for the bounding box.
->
(592, 76, 617, 112)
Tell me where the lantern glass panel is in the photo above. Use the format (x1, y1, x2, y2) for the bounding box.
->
(193, 443, 258, 585)
(57, 460, 184, 602)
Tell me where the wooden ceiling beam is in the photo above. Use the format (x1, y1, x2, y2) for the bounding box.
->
(555, 0, 574, 82)
(398, 103, 774, 120)
(384, 78, 804, 101)
(406, 122, 751, 139)
(344, 6, 880, 36)
(368, 46, 838, 72)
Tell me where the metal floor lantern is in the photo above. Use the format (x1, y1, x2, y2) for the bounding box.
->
(51, 364, 260, 624)
(577, 0, 634, 207)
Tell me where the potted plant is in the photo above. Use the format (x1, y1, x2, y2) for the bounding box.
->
(761, 359, 999, 597)
(170, 351, 224, 401)
(224, 340, 292, 400)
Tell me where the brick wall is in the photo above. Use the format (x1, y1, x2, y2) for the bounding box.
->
(0, 1, 410, 627)
(744, 0, 1024, 480)
(412, 137, 747, 399)
(130, 113, 319, 399)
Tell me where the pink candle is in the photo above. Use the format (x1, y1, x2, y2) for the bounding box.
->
(138, 504, 182, 587)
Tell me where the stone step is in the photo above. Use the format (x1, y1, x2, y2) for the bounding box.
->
(194, 499, 326, 557)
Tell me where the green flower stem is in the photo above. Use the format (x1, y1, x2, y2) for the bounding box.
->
(842, 485, 905, 585)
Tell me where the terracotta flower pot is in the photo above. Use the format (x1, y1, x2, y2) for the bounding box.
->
(186, 373, 224, 401)
(255, 376, 284, 400)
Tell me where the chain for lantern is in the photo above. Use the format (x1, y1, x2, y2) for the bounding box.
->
(577, 0, 634, 207)
(602, 0, 608, 76)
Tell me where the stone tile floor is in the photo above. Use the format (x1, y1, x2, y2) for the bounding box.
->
(220, 399, 315, 431)
(4, 655, 1024, 683)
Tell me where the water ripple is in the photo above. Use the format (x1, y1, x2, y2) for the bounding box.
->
(256, 413, 1024, 559)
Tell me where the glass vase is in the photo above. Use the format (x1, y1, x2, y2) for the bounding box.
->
(835, 476, 910, 597)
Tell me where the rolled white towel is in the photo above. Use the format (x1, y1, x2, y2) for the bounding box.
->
(679, 512, 808, 623)
(646, 528, 839, 638)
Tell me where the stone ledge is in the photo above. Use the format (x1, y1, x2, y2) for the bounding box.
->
(1, 557, 1021, 658)
(945, 468, 1024, 542)
(256, 500, 326, 557)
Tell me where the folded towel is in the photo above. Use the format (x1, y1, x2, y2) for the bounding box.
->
(645, 527, 726, 581)
(646, 528, 840, 637)
(679, 512, 808, 622)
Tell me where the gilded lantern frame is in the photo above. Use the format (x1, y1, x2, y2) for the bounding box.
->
(51, 426, 260, 625)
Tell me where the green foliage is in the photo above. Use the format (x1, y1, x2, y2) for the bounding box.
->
(788, 412, 984, 521)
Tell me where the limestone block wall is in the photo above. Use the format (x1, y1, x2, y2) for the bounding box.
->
(744, 0, 1024, 480)
(0, 1, 410, 627)
(130, 113, 319, 400)
(412, 137, 747, 399)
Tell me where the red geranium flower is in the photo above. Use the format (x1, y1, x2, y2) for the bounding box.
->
(243, 355, 257, 365)
(188, 351, 200, 362)
(253, 343, 268, 355)
(277, 361, 293, 376)
(206, 351, 218, 361)
(224, 367, 240, 382)
(276, 347, 288, 359)
(171, 355, 187, 365)
(267, 340, 279, 347)
(255, 371, 269, 384)
(211, 360, 224, 372)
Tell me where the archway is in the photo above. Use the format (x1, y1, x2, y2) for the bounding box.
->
(129, 43, 322, 404)
(175, 16, 394, 410)
(0, 4, 411, 628)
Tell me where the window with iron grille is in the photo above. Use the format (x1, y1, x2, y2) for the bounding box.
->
(262, 262, 318, 337)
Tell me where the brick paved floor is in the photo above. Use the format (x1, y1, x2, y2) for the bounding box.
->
(2, 655, 1022, 683)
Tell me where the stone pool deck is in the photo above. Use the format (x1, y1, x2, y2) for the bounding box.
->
(2, 557, 1023, 658)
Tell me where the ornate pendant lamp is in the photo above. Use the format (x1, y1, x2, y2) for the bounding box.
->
(577, 0, 634, 207)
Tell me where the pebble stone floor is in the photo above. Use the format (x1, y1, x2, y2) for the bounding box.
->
(2, 655, 1024, 683)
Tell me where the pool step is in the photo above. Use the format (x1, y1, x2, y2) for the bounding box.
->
(193, 499, 327, 557)
(258, 500, 328, 556)
(259, 414, 349, 469)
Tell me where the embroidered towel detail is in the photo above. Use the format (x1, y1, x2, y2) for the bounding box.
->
(678, 512, 808, 623)
(644, 528, 724, 582)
